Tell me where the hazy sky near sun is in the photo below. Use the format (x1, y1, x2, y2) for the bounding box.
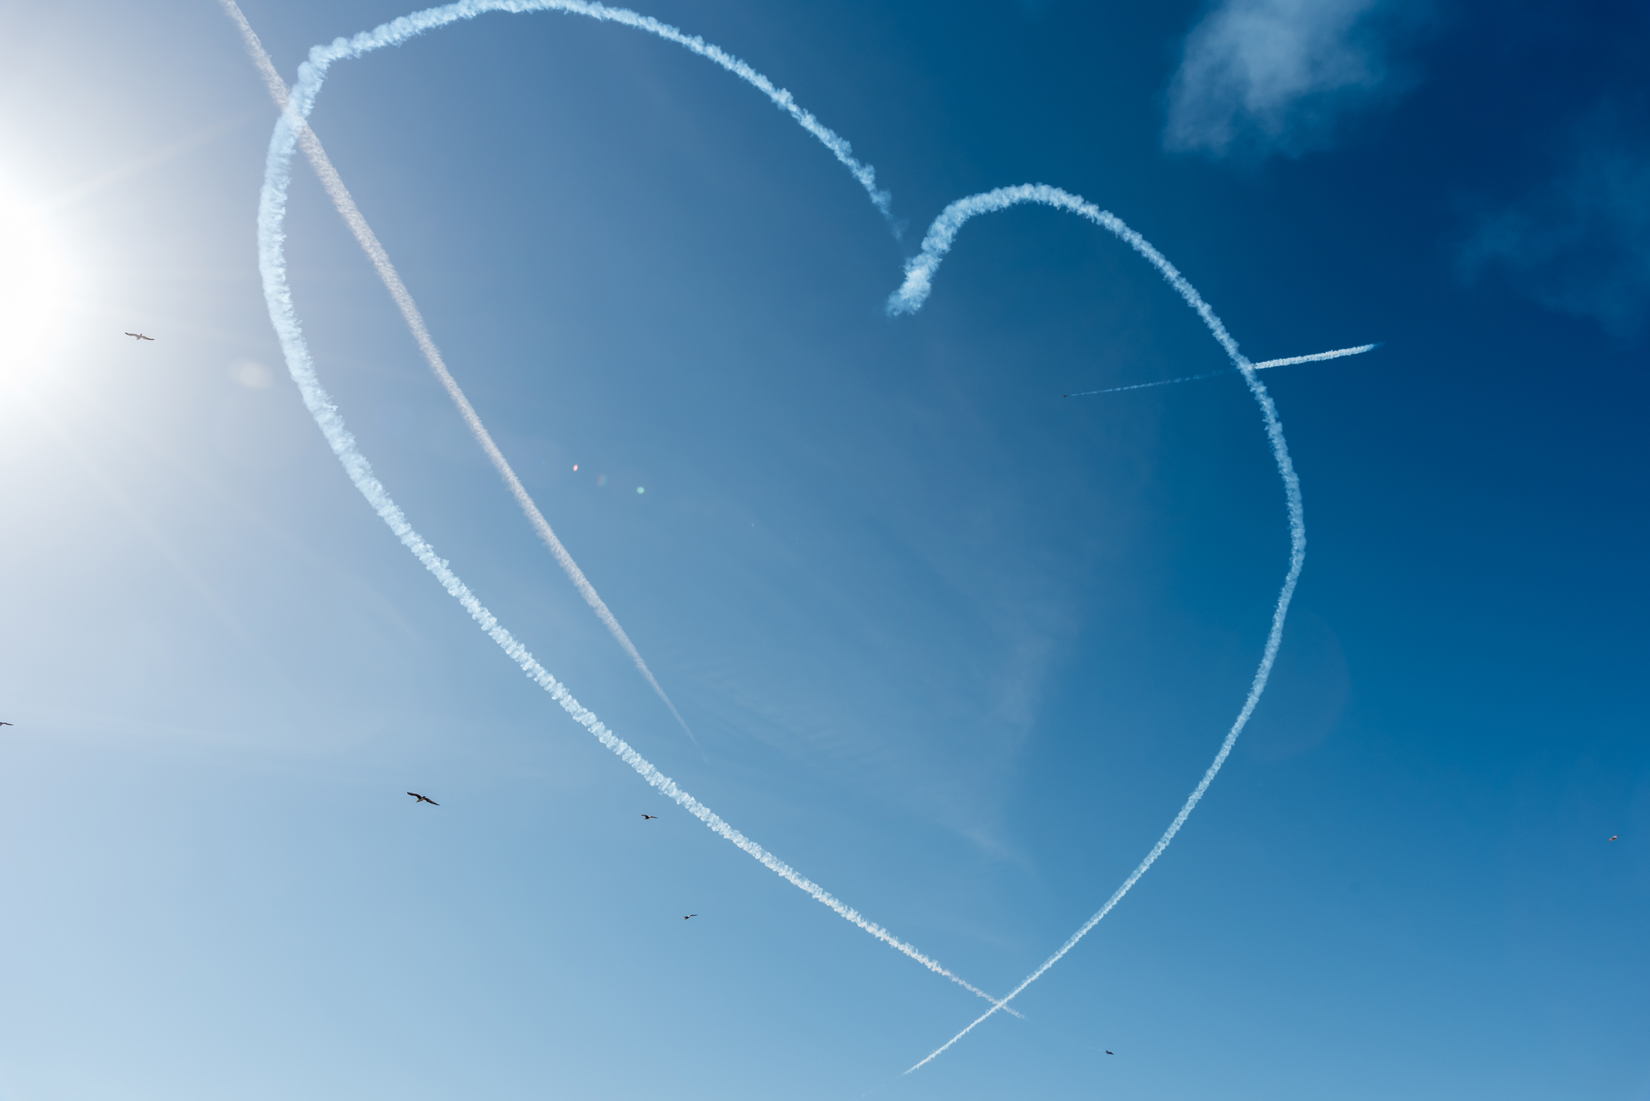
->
(0, 1, 1646, 1098)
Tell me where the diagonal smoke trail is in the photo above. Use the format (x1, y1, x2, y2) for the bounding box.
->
(1253, 344, 1378, 371)
(890, 185, 1307, 1073)
(1064, 367, 1230, 397)
(253, 0, 1020, 1020)
(218, 0, 703, 756)
(1063, 343, 1379, 398)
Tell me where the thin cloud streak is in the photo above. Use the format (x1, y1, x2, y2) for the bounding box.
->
(1064, 342, 1378, 397)
(219, 0, 702, 756)
(890, 184, 1306, 1072)
(252, 0, 1020, 1019)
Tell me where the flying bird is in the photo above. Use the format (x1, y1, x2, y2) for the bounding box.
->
(407, 792, 439, 805)
(1609, 835, 1618, 841)
(124, 332, 155, 341)
(683, 914, 697, 920)
(641, 814, 658, 820)
(1106, 1051, 1114, 1055)
(0, 721, 12, 726)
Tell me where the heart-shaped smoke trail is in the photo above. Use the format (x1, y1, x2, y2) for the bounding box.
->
(248, 0, 1321, 1074)
(249, 0, 1013, 1022)
(889, 184, 1305, 1072)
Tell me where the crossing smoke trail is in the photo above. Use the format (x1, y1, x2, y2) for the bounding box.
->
(254, 0, 1017, 1019)
(217, 0, 703, 757)
(1063, 343, 1379, 398)
(889, 184, 1307, 1073)
(267, 0, 892, 221)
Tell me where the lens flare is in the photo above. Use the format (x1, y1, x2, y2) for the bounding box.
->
(0, 192, 78, 379)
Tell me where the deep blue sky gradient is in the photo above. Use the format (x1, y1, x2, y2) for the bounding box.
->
(0, 1, 1645, 1098)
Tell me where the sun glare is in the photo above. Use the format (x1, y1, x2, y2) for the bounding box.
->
(0, 192, 79, 379)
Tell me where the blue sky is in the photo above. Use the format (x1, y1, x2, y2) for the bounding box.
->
(0, 0, 1645, 1097)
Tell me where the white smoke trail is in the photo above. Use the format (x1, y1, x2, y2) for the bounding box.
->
(217, 0, 703, 757)
(1063, 368, 1229, 397)
(1063, 342, 1379, 397)
(889, 185, 1307, 1073)
(254, 0, 1020, 1019)
(1253, 343, 1377, 370)
(277, 0, 891, 221)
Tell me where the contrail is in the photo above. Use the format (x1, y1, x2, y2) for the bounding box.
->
(217, 0, 704, 756)
(1063, 343, 1379, 397)
(890, 184, 1307, 1073)
(254, 0, 1018, 1020)
(1253, 344, 1377, 370)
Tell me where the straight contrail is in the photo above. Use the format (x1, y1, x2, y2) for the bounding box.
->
(218, 0, 703, 755)
(253, 0, 1020, 1020)
(1063, 343, 1379, 397)
(890, 184, 1307, 1073)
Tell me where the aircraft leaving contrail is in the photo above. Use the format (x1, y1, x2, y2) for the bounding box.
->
(251, 0, 1020, 1022)
(890, 184, 1306, 1073)
(1063, 343, 1379, 397)
(217, 0, 704, 756)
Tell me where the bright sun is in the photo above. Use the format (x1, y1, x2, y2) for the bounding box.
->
(0, 192, 79, 378)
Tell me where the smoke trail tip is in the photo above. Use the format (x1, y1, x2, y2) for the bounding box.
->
(884, 276, 929, 316)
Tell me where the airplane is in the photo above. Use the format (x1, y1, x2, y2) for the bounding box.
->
(683, 914, 697, 920)
(124, 332, 155, 341)
(641, 814, 658, 820)
(407, 792, 439, 805)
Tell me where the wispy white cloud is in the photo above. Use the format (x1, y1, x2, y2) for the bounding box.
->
(1164, 0, 1399, 159)
(1460, 102, 1650, 342)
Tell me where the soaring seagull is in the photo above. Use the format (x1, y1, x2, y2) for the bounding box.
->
(124, 332, 155, 341)
(641, 814, 658, 820)
(407, 792, 439, 805)
(683, 914, 697, 920)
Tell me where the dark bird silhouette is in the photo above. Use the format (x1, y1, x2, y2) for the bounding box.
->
(683, 914, 697, 920)
(124, 332, 155, 341)
(1106, 1051, 1114, 1055)
(407, 792, 439, 805)
(641, 814, 658, 820)
(1609, 835, 1618, 841)
(0, 721, 12, 726)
